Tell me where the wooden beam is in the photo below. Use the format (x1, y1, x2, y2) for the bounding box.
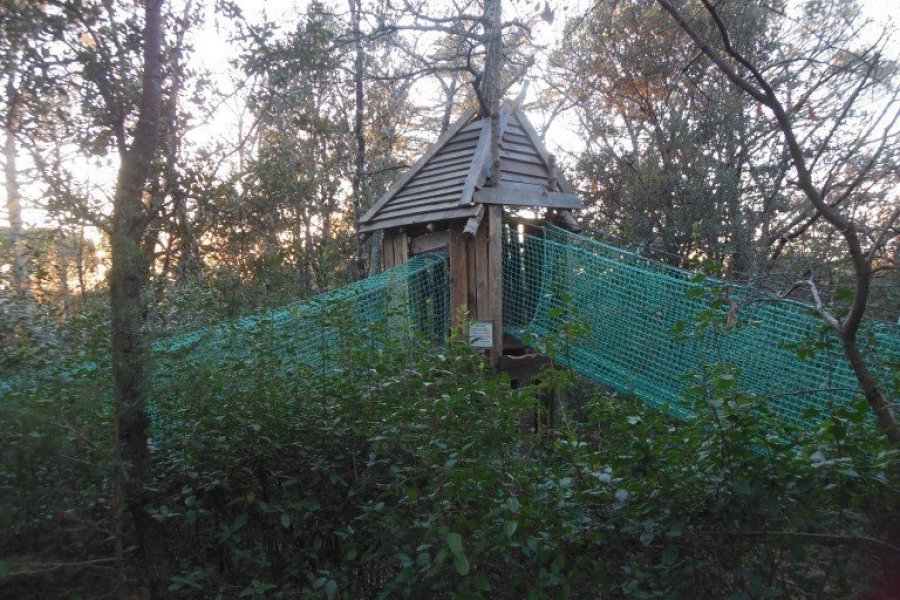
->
(487, 205, 503, 365)
(396, 229, 409, 265)
(359, 206, 480, 233)
(382, 230, 396, 269)
(458, 120, 491, 206)
(463, 204, 486, 240)
(474, 216, 490, 323)
(410, 230, 448, 255)
(448, 223, 469, 331)
(475, 183, 581, 209)
(459, 106, 512, 207)
(360, 107, 477, 225)
(547, 154, 557, 191)
(466, 226, 477, 315)
(552, 210, 582, 233)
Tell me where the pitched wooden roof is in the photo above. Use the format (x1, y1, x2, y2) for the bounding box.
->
(359, 105, 582, 233)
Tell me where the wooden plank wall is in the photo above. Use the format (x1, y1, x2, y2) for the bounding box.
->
(381, 229, 409, 270)
(448, 208, 503, 363)
(387, 215, 503, 364)
(410, 230, 448, 255)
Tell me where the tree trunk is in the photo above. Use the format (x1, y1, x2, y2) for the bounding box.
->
(175, 192, 200, 281)
(439, 74, 459, 134)
(108, 0, 170, 594)
(3, 91, 28, 291)
(164, 7, 200, 284)
(75, 227, 87, 301)
(349, 0, 367, 277)
(483, 0, 502, 185)
(56, 236, 71, 316)
(842, 332, 900, 444)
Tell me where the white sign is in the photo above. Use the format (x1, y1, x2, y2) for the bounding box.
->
(469, 321, 493, 348)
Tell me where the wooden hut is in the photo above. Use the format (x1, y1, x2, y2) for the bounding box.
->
(359, 102, 583, 364)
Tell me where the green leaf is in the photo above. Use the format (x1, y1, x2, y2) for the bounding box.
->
(686, 287, 705, 298)
(715, 373, 736, 390)
(473, 574, 491, 591)
(447, 532, 464, 556)
(280, 513, 291, 528)
(447, 532, 469, 575)
(504, 519, 518, 538)
(453, 552, 470, 576)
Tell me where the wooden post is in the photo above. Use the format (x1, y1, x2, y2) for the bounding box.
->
(382, 230, 396, 270)
(488, 205, 503, 365)
(448, 223, 469, 334)
(396, 229, 409, 265)
(382, 229, 409, 271)
(474, 216, 490, 323)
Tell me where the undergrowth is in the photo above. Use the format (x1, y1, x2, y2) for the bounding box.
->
(1, 311, 898, 598)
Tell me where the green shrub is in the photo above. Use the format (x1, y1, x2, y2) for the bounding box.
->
(1, 314, 898, 598)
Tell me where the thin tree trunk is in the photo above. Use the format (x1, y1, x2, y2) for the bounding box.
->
(349, 0, 367, 277)
(439, 74, 459, 134)
(75, 227, 87, 301)
(3, 88, 28, 291)
(656, 0, 899, 444)
(57, 235, 71, 316)
(483, 0, 502, 183)
(174, 193, 200, 280)
(164, 2, 200, 284)
(108, 0, 170, 594)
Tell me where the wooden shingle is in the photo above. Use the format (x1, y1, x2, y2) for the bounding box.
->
(358, 105, 582, 233)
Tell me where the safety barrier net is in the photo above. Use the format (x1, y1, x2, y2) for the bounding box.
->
(502, 224, 900, 425)
(155, 253, 450, 371)
(4, 222, 897, 434)
(0, 254, 450, 400)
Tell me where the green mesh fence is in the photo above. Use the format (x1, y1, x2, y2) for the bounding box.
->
(5, 220, 898, 434)
(503, 224, 900, 426)
(147, 252, 449, 438)
(156, 253, 449, 370)
(0, 254, 449, 402)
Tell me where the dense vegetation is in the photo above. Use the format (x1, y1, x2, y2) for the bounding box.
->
(2, 311, 898, 598)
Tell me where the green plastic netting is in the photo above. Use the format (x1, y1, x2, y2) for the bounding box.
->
(0, 254, 449, 398)
(155, 252, 449, 369)
(147, 252, 449, 437)
(503, 224, 900, 426)
(4, 221, 897, 435)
